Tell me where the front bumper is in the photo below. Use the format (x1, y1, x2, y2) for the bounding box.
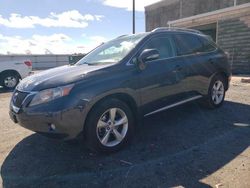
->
(9, 99, 88, 140)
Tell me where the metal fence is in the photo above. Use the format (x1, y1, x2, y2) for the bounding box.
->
(0, 54, 70, 70)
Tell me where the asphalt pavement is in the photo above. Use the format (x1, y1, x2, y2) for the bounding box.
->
(0, 77, 250, 188)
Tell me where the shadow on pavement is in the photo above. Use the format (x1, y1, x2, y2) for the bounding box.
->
(0, 87, 13, 94)
(1, 101, 250, 187)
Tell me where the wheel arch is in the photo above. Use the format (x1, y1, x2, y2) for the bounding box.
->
(211, 71, 230, 91)
(82, 92, 139, 137)
(0, 69, 21, 80)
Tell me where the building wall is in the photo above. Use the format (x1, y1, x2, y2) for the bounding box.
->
(145, 0, 250, 73)
(146, 0, 180, 31)
(181, 0, 235, 18)
(145, 0, 250, 31)
(0, 55, 70, 70)
(218, 13, 250, 73)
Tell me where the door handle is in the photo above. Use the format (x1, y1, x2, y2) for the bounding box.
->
(208, 58, 215, 64)
(174, 65, 182, 72)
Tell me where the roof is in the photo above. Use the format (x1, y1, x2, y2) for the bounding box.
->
(145, 0, 178, 11)
(151, 27, 203, 34)
(168, 3, 250, 27)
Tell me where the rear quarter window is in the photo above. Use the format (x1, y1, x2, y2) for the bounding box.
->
(173, 33, 203, 56)
(198, 36, 217, 52)
(173, 33, 216, 56)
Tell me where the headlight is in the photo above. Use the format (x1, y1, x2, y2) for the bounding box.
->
(29, 84, 74, 106)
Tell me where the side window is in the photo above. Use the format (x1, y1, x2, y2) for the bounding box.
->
(198, 37, 217, 52)
(174, 34, 203, 56)
(142, 36, 175, 60)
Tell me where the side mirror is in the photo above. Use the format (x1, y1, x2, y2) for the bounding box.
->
(137, 49, 160, 70)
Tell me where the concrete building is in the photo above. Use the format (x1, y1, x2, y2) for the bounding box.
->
(145, 0, 250, 73)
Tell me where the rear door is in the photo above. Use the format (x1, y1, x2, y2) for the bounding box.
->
(173, 33, 218, 97)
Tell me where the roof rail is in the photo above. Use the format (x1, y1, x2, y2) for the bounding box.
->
(116, 34, 128, 38)
(152, 27, 203, 34)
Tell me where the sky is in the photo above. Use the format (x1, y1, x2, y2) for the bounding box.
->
(0, 0, 161, 55)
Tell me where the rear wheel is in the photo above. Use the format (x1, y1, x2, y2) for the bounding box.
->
(203, 75, 226, 108)
(85, 98, 135, 153)
(1, 72, 20, 90)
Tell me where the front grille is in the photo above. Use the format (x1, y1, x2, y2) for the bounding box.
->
(12, 90, 29, 108)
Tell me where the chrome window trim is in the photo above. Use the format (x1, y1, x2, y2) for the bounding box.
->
(126, 32, 218, 66)
(126, 48, 218, 66)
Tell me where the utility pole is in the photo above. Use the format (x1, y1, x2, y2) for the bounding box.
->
(234, 0, 237, 6)
(133, 0, 135, 34)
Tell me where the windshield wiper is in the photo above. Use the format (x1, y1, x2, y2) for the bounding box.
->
(79, 62, 90, 65)
(88, 62, 115, 66)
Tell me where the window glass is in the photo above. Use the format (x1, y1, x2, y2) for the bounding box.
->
(142, 36, 175, 60)
(77, 33, 148, 65)
(198, 37, 216, 52)
(174, 34, 203, 56)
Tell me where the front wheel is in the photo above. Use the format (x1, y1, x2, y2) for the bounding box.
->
(203, 75, 226, 108)
(85, 99, 135, 153)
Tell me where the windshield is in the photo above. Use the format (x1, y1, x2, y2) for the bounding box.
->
(76, 33, 148, 65)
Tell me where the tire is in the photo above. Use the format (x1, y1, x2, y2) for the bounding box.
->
(85, 98, 135, 153)
(202, 74, 226, 109)
(1, 72, 20, 90)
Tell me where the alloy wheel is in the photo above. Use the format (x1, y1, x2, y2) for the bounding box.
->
(212, 80, 224, 105)
(4, 76, 17, 88)
(96, 108, 128, 147)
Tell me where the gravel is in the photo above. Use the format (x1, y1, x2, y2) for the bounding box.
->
(0, 77, 250, 188)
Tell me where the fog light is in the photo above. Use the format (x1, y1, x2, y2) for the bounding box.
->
(49, 123, 56, 131)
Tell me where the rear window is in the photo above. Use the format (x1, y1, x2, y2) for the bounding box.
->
(198, 36, 217, 52)
(174, 33, 216, 56)
(174, 34, 203, 56)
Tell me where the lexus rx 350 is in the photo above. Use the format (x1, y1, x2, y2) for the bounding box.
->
(9, 28, 231, 153)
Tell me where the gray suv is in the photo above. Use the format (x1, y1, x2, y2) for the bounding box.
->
(9, 28, 231, 153)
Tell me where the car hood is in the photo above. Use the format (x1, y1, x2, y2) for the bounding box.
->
(16, 64, 113, 91)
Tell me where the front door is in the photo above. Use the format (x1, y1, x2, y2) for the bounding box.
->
(137, 34, 187, 115)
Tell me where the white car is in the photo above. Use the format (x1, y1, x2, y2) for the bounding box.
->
(0, 60, 32, 89)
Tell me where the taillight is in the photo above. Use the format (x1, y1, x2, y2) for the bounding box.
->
(24, 60, 32, 67)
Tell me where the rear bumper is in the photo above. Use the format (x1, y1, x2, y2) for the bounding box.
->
(19, 67, 32, 79)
